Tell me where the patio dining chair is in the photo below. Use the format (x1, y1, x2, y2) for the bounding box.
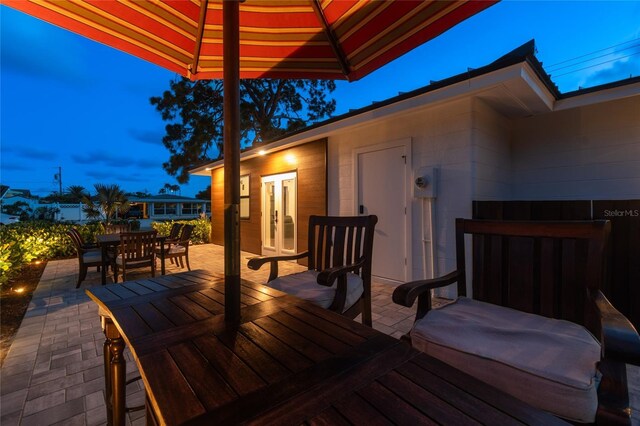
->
(69, 228, 100, 252)
(114, 231, 157, 283)
(160, 223, 183, 264)
(248, 215, 378, 326)
(392, 219, 640, 424)
(156, 224, 194, 271)
(67, 230, 103, 288)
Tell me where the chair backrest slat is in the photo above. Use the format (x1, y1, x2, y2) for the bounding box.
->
(307, 216, 377, 279)
(120, 231, 157, 261)
(455, 218, 610, 327)
(178, 224, 195, 244)
(169, 223, 183, 240)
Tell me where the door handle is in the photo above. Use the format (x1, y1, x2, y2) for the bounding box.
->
(274, 210, 278, 224)
(359, 205, 364, 214)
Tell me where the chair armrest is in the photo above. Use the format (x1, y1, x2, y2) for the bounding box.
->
(594, 290, 640, 365)
(247, 251, 309, 282)
(316, 258, 366, 287)
(392, 271, 460, 308)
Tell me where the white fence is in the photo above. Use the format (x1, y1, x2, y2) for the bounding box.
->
(56, 204, 89, 222)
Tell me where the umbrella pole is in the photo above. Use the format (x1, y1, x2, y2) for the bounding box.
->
(223, 0, 241, 323)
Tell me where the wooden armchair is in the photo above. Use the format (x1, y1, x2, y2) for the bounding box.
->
(114, 231, 157, 283)
(156, 224, 194, 271)
(69, 228, 99, 251)
(67, 230, 103, 288)
(393, 219, 640, 424)
(248, 215, 378, 326)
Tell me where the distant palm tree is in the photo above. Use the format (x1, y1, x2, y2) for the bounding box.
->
(66, 185, 88, 203)
(82, 184, 130, 224)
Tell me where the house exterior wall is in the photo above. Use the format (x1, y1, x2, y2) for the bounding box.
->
(327, 98, 476, 286)
(210, 139, 327, 255)
(511, 96, 640, 199)
(471, 98, 513, 200)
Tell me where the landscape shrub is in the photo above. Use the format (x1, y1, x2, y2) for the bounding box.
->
(151, 219, 211, 245)
(0, 221, 71, 286)
(0, 218, 211, 286)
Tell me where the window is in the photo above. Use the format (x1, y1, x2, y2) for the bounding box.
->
(240, 174, 250, 219)
(153, 203, 177, 215)
(182, 203, 199, 215)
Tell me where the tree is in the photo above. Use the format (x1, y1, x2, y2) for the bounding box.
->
(82, 184, 130, 224)
(195, 186, 211, 200)
(3, 201, 32, 221)
(151, 78, 336, 183)
(159, 183, 180, 195)
(66, 185, 89, 202)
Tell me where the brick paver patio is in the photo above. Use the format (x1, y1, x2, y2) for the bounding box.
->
(1, 243, 638, 425)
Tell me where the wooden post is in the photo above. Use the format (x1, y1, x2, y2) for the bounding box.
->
(223, 0, 241, 323)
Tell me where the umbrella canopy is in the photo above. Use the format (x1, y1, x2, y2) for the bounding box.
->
(5, 0, 496, 321)
(4, 0, 495, 82)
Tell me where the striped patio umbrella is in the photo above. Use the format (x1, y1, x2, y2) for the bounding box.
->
(4, 0, 496, 320)
(4, 0, 495, 81)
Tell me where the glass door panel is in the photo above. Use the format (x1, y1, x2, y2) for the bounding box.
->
(261, 172, 297, 256)
(264, 181, 276, 250)
(282, 178, 296, 251)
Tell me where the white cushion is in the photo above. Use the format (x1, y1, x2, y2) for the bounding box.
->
(410, 297, 601, 423)
(268, 270, 363, 313)
(156, 245, 186, 254)
(115, 255, 152, 266)
(167, 245, 186, 254)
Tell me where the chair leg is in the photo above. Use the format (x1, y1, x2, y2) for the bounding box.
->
(362, 286, 373, 327)
(77, 265, 87, 288)
(185, 255, 191, 271)
(114, 265, 119, 283)
(178, 257, 184, 269)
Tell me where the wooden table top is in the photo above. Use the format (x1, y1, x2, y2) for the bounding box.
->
(86, 270, 567, 426)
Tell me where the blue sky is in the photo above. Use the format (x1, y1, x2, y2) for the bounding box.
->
(1, 1, 639, 197)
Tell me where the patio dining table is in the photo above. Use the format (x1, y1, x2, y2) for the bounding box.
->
(96, 233, 168, 285)
(86, 270, 568, 426)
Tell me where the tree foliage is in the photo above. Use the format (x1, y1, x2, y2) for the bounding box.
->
(151, 78, 336, 183)
(195, 185, 211, 201)
(66, 185, 89, 202)
(82, 184, 130, 224)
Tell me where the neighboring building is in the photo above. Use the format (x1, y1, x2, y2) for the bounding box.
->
(126, 194, 210, 221)
(0, 189, 40, 209)
(191, 40, 640, 292)
(56, 194, 210, 222)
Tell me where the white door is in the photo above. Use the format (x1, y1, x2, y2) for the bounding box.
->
(357, 145, 408, 282)
(261, 172, 297, 256)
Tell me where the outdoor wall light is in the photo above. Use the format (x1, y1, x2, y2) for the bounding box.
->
(285, 153, 296, 164)
(259, 150, 267, 156)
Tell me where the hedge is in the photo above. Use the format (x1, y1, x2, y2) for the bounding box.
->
(0, 218, 211, 286)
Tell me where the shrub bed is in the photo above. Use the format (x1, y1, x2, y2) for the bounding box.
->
(151, 219, 211, 245)
(0, 218, 201, 286)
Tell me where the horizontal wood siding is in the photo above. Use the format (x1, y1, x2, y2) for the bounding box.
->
(473, 199, 640, 329)
(211, 139, 327, 257)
